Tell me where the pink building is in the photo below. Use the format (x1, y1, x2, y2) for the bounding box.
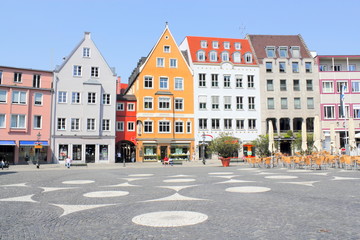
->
(0, 66, 53, 164)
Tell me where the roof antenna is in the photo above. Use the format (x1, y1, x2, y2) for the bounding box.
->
(239, 24, 246, 39)
(165, 21, 168, 27)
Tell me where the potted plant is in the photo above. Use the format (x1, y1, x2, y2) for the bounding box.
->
(208, 133, 240, 167)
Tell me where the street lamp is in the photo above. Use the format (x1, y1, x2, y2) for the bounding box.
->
(36, 132, 41, 168)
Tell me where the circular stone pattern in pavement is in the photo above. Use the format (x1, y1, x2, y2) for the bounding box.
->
(83, 191, 129, 198)
(62, 180, 95, 184)
(226, 186, 271, 193)
(163, 178, 196, 183)
(208, 172, 234, 175)
(265, 175, 298, 179)
(132, 211, 208, 227)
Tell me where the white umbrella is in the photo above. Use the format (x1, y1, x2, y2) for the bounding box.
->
(301, 120, 307, 152)
(330, 123, 337, 155)
(268, 121, 275, 153)
(348, 118, 356, 152)
(313, 116, 322, 152)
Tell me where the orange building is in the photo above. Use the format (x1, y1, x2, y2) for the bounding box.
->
(125, 24, 194, 162)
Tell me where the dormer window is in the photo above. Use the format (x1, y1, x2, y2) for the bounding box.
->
(221, 52, 229, 62)
(234, 42, 241, 50)
(201, 41, 207, 48)
(164, 46, 170, 53)
(224, 42, 230, 49)
(233, 52, 241, 63)
(197, 50, 205, 61)
(83, 47, 90, 57)
(212, 41, 219, 48)
(266, 47, 275, 58)
(245, 53, 252, 63)
(279, 46, 288, 58)
(291, 46, 300, 58)
(209, 51, 217, 62)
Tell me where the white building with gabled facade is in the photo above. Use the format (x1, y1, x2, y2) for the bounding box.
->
(52, 32, 117, 164)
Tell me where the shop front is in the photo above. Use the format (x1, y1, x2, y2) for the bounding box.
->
(0, 141, 16, 164)
(57, 143, 111, 163)
(19, 141, 49, 164)
(139, 141, 193, 162)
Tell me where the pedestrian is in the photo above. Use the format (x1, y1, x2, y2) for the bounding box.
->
(186, 150, 190, 161)
(117, 151, 121, 162)
(131, 151, 135, 163)
(1, 159, 4, 170)
(65, 156, 72, 168)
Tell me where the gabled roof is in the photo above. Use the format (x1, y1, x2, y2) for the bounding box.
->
(183, 36, 257, 65)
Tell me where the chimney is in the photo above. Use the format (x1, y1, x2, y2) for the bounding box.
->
(84, 32, 91, 39)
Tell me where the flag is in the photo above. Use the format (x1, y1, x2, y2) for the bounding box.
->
(340, 84, 346, 118)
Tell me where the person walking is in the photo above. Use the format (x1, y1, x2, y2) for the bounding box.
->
(117, 151, 121, 162)
(65, 156, 72, 168)
(131, 151, 135, 163)
(1, 159, 4, 170)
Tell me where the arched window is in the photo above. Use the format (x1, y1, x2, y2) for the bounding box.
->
(197, 50, 205, 61)
(221, 51, 229, 62)
(233, 52, 241, 63)
(209, 51, 217, 62)
(245, 52, 252, 63)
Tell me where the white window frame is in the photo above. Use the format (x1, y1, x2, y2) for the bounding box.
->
(88, 92, 96, 104)
(279, 46, 288, 58)
(11, 114, 26, 129)
(291, 46, 300, 58)
(158, 97, 170, 110)
(352, 81, 360, 93)
(224, 42, 230, 49)
(267, 98, 275, 109)
(236, 119, 245, 130)
(144, 76, 153, 89)
(102, 119, 110, 131)
(12, 91, 26, 104)
(322, 81, 334, 93)
(157, 58, 165, 67)
(83, 47, 90, 57)
(199, 73, 206, 87)
(248, 119, 256, 130)
(224, 96, 231, 110)
(186, 121, 191, 133)
(57, 118, 66, 130)
(248, 97, 255, 110)
(164, 45, 170, 53)
(236, 96, 243, 110)
(174, 77, 183, 90)
(91, 67, 99, 77)
(127, 121, 135, 131)
(33, 115, 42, 129)
(34, 93, 43, 105)
(212, 96, 219, 110)
(144, 97, 153, 110)
(33, 74, 41, 88)
(0, 90, 7, 103)
(71, 118, 80, 131)
(159, 77, 169, 90)
(324, 105, 335, 119)
(87, 118, 96, 131)
(234, 42, 241, 50)
(158, 120, 171, 133)
(170, 59, 177, 68)
(102, 93, 111, 105)
(127, 103, 135, 111)
(247, 75, 255, 88)
(116, 121, 124, 131)
(266, 47, 275, 58)
(175, 98, 184, 111)
(245, 53, 252, 63)
(224, 119, 232, 130)
(144, 120, 153, 133)
(209, 51, 217, 62)
(71, 92, 81, 104)
(199, 118, 208, 130)
(175, 121, 184, 133)
(212, 74, 219, 87)
(224, 75, 231, 88)
(221, 51, 229, 62)
(117, 103, 124, 111)
(0, 114, 5, 128)
(294, 98, 301, 109)
(212, 41, 219, 48)
(73, 65, 82, 76)
(197, 50, 205, 61)
(58, 91, 67, 103)
(14, 72, 22, 83)
(233, 52, 241, 63)
(200, 41, 207, 48)
(211, 118, 220, 130)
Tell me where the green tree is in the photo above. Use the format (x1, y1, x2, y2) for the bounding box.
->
(251, 135, 271, 157)
(208, 133, 240, 158)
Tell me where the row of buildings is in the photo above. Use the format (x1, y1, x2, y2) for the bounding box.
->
(1, 25, 359, 164)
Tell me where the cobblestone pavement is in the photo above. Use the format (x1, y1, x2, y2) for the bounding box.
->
(1, 162, 360, 240)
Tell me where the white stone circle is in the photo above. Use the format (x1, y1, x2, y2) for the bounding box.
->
(62, 180, 95, 184)
(226, 186, 271, 193)
(265, 175, 298, 179)
(163, 178, 196, 183)
(132, 211, 208, 227)
(83, 191, 129, 198)
(208, 172, 234, 175)
(128, 174, 154, 177)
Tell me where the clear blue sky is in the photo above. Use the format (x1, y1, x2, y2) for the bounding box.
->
(1, 0, 359, 82)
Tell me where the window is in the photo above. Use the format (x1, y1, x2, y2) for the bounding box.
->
(144, 121, 153, 133)
(158, 97, 170, 110)
(266, 62, 273, 72)
(279, 47, 288, 58)
(175, 98, 183, 110)
(159, 121, 170, 133)
(212, 74, 219, 87)
(200, 41, 207, 48)
(212, 41, 219, 48)
(293, 79, 300, 91)
(248, 97, 255, 110)
(224, 42, 230, 49)
(224, 75, 230, 88)
(267, 79, 274, 91)
(186, 121, 191, 133)
(324, 106, 335, 119)
(349, 64, 356, 71)
(144, 76, 153, 88)
(127, 103, 135, 111)
(245, 53, 252, 63)
(88, 92, 96, 104)
(199, 118, 207, 130)
(127, 122, 134, 131)
(338, 105, 350, 119)
(212, 119, 220, 130)
(266, 47, 275, 58)
(353, 107, 360, 119)
(248, 119, 256, 130)
(33, 115, 42, 129)
(102, 119, 110, 131)
(0, 114, 5, 128)
(175, 121, 183, 133)
(292, 62, 299, 73)
(305, 62, 312, 73)
(199, 73, 206, 87)
(33, 74, 40, 88)
(174, 77, 183, 90)
(233, 52, 241, 63)
(209, 51, 217, 62)
(58, 91, 67, 103)
(199, 95, 207, 110)
(224, 96, 231, 110)
(291, 46, 300, 58)
(320, 65, 327, 71)
(116, 121, 124, 131)
(14, 72, 22, 82)
(157, 58, 164, 67)
(236, 119, 244, 130)
(0, 70, 3, 84)
(281, 98, 288, 109)
(34, 93, 42, 105)
(221, 52, 229, 61)
(224, 119, 232, 130)
(160, 77, 168, 89)
(267, 98, 274, 109)
(87, 118, 95, 131)
(170, 59, 177, 68)
(83, 47, 90, 57)
(337, 81, 348, 93)
(212, 96, 219, 110)
(234, 42, 241, 50)
(332, 65, 341, 71)
(306, 79, 313, 91)
(73, 65, 82, 76)
(12, 91, 26, 104)
(91, 67, 99, 77)
(236, 96, 243, 110)
(294, 98, 301, 109)
(197, 50, 205, 61)
(164, 45, 170, 53)
(236, 76, 243, 88)
(247, 75, 254, 88)
(352, 81, 360, 92)
(144, 97, 153, 110)
(102, 94, 111, 105)
(57, 118, 66, 130)
(72, 145, 82, 160)
(72, 92, 80, 104)
(280, 79, 287, 91)
(279, 62, 286, 73)
(307, 98, 314, 109)
(71, 118, 80, 130)
(11, 114, 25, 128)
(0, 90, 7, 103)
(322, 81, 334, 93)
(117, 103, 124, 111)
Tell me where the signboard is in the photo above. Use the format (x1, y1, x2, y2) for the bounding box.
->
(35, 145, 42, 149)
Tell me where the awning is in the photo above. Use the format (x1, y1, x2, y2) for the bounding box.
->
(0, 140, 16, 145)
(19, 141, 49, 146)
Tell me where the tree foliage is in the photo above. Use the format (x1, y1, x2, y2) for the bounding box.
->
(208, 133, 240, 158)
(251, 135, 271, 157)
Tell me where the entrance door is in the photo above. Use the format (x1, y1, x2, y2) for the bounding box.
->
(160, 146, 167, 160)
(85, 145, 95, 163)
(0, 146, 15, 164)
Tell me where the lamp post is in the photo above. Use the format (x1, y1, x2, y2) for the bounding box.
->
(36, 132, 41, 168)
(202, 133, 206, 165)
